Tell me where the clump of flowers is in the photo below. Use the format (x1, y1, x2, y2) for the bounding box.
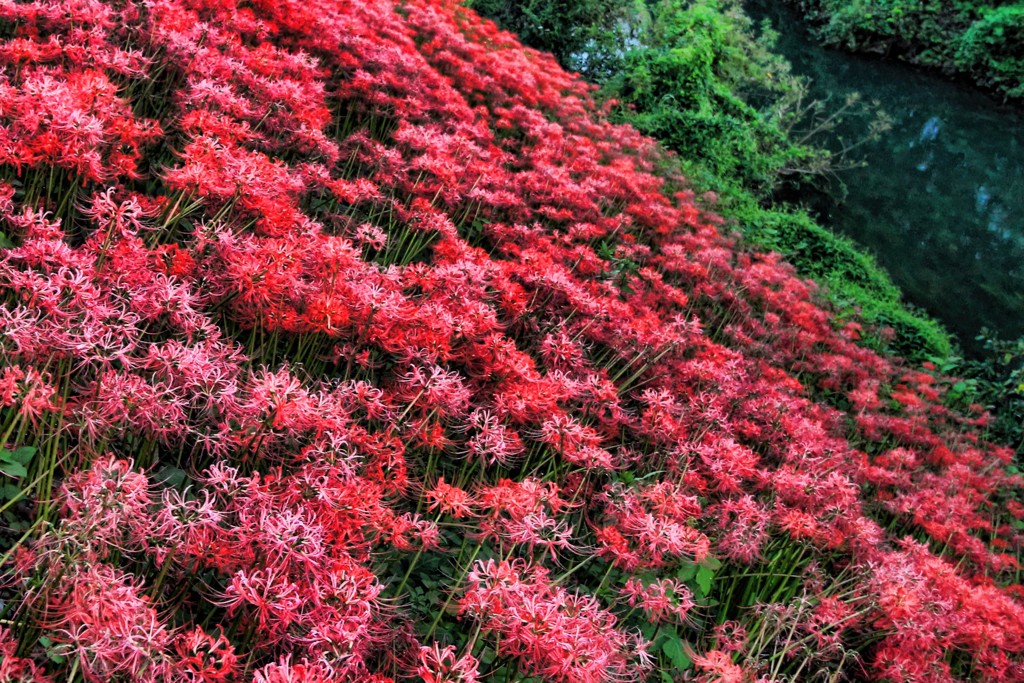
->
(0, 0, 1020, 681)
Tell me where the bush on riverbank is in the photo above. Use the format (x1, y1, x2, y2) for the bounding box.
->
(464, 0, 640, 80)
(787, 0, 1024, 101)
(600, 0, 823, 194)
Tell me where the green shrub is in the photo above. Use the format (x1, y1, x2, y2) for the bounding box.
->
(789, 0, 1024, 101)
(957, 6, 1024, 99)
(467, 0, 639, 79)
(602, 0, 824, 195)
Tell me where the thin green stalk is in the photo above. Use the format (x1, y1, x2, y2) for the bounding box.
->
(425, 542, 484, 641)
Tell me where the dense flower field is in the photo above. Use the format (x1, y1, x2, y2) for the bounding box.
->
(0, 0, 1021, 681)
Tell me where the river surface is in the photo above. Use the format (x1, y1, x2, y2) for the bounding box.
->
(745, 0, 1024, 356)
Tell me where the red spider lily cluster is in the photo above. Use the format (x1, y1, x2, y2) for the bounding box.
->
(0, 0, 1021, 681)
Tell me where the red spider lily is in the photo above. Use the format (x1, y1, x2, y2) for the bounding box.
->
(460, 559, 651, 683)
(620, 577, 695, 625)
(0, 627, 54, 683)
(251, 656, 337, 683)
(46, 564, 174, 682)
(425, 477, 475, 519)
(689, 648, 748, 683)
(417, 643, 480, 683)
(174, 627, 239, 683)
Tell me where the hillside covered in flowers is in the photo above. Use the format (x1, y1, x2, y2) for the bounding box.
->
(0, 0, 1022, 681)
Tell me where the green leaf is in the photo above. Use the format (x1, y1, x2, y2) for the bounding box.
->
(699, 555, 722, 570)
(154, 465, 187, 489)
(675, 563, 697, 582)
(0, 461, 28, 479)
(661, 636, 692, 670)
(6, 446, 36, 465)
(650, 630, 669, 650)
(696, 565, 714, 595)
(39, 637, 65, 664)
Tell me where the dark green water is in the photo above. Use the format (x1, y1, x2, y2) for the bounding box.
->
(746, 0, 1024, 356)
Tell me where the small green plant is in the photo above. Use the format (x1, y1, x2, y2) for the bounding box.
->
(0, 446, 37, 539)
(0, 445, 34, 481)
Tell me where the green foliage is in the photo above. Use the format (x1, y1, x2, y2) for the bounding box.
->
(658, 630, 692, 670)
(944, 332, 1024, 455)
(603, 0, 824, 195)
(653, 627, 693, 677)
(806, 0, 965, 47)
(0, 446, 35, 480)
(0, 445, 36, 538)
(791, 0, 1024, 101)
(957, 6, 1024, 99)
(467, 0, 640, 79)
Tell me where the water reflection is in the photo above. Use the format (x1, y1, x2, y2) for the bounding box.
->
(976, 185, 990, 213)
(918, 116, 941, 143)
(746, 0, 1024, 355)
